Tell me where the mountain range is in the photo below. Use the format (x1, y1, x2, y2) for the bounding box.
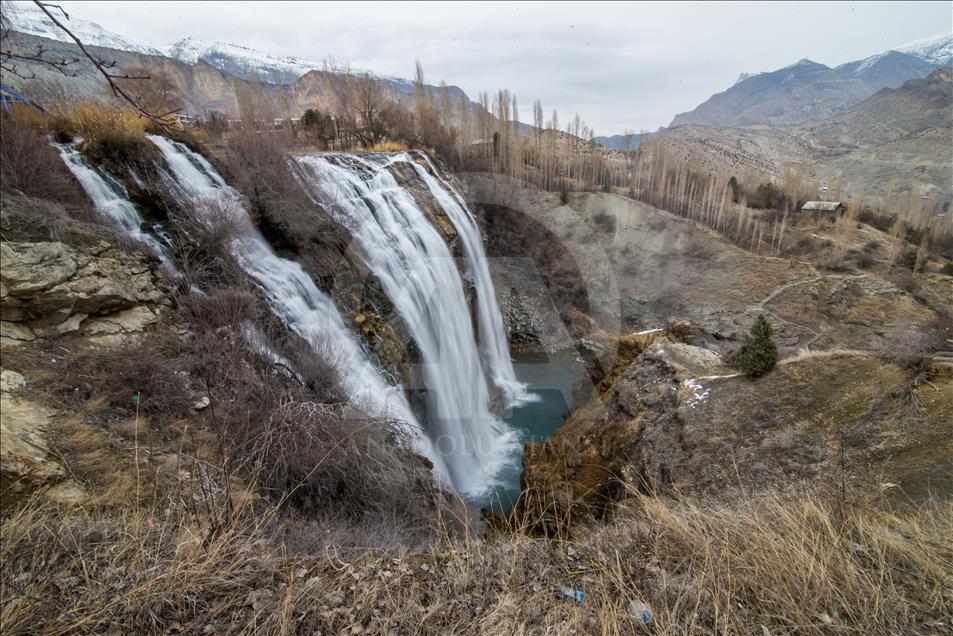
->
(670, 32, 952, 129)
(591, 133, 641, 151)
(2, 3, 467, 103)
(646, 64, 952, 202)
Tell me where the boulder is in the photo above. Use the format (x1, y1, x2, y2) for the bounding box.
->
(0, 320, 36, 345)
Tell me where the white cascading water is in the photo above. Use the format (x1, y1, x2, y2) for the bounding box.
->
(55, 141, 170, 260)
(292, 153, 523, 497)
(145, 135, 448, 481)
(407, 155, 534, 406)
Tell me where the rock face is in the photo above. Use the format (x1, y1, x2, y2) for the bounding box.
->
(489, 257, 574, 353)
(519, 331, 953, 531)
(0, 370, 64, 492)
(0, 241, 164, 345)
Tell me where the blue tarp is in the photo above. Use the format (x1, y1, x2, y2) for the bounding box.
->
(0, 82, 45, 112)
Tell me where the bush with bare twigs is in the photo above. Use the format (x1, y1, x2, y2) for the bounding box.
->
(879, 325, 941, 375)
(171, 195, 250, 288)
(591, 210, 616, 233)
(0, 106, 85, 204)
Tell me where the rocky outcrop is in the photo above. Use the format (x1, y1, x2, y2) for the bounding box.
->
(519, 329, 953, 532)
(0, 241, 166, 346)
(0, 370, 64, 492)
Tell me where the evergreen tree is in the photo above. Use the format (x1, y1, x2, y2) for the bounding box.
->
(756, 182, 778, 209)
(733, 314, 778, 377)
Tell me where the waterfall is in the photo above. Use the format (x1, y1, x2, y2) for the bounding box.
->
(55, 140, 171, 261)
(407, 155, 534, 406)
(292, 153, 521, 497)
(145, 135, 447, 481)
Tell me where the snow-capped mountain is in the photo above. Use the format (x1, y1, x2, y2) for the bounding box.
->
(162, 38, 418, 91)
(893, 32, 953, 66)
(3, 3, 449, 97)
(165, 38, 324, 85)
(672, 32, 952, 128)
(2, 2, 165, 56)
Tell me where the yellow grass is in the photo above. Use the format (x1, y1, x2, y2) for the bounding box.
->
(70, 102, 147, 142)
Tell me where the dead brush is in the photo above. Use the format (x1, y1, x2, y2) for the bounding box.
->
(0, 106, 86, 204)
(2, 470, 950, 634)
(171, 195, 251, 288)
(53, 337, 195, 420)
(238, 399, 440, 520)
(0, 483, 283, 634)
(603, 489, 953, 634)
(68, 102, 151, 166)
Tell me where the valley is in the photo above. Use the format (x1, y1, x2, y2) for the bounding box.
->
(1, 2, 951, 634)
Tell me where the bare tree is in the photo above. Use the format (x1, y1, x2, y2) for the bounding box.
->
(1, 1, 178, 126)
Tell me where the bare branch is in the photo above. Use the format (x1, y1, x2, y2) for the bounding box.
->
(29, 0, 179, 128)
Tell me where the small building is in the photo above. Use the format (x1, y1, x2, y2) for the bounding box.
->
(801, 201, 844, 214)
(174, 113, 198, 127)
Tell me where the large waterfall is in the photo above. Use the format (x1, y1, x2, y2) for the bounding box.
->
(145, 135, 448, 482)
(408, 155, 534, 406)
(55, 141, 171, 261)
(292, 153, 525, 497)
(66, 135, 528, 498)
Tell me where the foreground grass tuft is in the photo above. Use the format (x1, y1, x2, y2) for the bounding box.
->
(3, 487, 949, 634)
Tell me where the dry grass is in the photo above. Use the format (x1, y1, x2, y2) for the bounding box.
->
(70, 102, 147, 141)
(347, 140, 411, 153)
(3, 485, 949, 635)
(58, 102, 152, 167)
(0, 106, 86, 204)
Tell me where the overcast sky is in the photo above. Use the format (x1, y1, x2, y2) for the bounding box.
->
(39, 1, 953, 132)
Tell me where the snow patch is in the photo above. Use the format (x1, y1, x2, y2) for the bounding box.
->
(892, 32, 953, 66)
(682, 378, 710, 408)
(4, 2, 164, 56)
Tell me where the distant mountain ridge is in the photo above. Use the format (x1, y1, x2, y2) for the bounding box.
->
(592, 133, 641, 151)
(3, 3, 467, 101)
(671, 33, 953, 128)
(649, 65, 952, 202)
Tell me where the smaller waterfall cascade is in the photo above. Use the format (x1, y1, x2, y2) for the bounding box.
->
(55, 141, 170, 260)
(145, 135, 447, 480)
(292, 153, 523, 497)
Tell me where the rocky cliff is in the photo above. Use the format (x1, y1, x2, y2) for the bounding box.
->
(519, 326, 953, 532)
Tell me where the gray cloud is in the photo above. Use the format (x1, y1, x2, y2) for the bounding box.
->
(51, 1, 952, 132)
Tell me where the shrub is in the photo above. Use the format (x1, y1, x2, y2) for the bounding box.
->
(559, 185, 569, 205)
(592, 210, 616, 233)
(173, 195, 250, 288)
(71, 103, 149, 166)
(732, 314, 778, 377)
(853, 251, 876, 269)
(899, 249, 919, 271)
(0, 190, 125, 247)
(905, 226, 928, 247)
(56, 338, 195, 419)
(858, 208, 895, 232)
(0, 106, 84, 203)
(177, 287, 260, 332)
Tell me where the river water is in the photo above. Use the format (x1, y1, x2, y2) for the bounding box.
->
(482, 349, 589, 513)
